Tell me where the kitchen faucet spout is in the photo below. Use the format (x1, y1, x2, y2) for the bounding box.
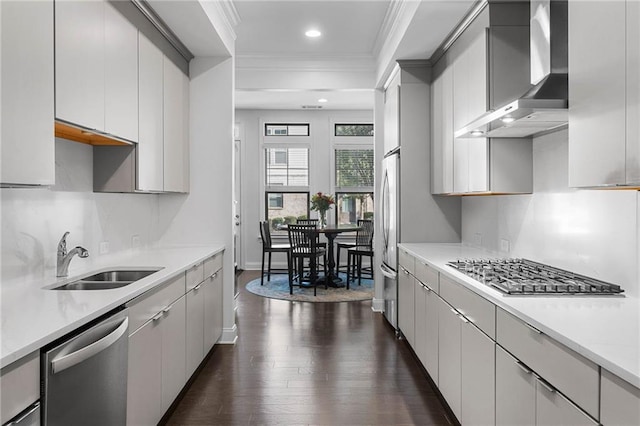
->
(57, 232, 89, 277)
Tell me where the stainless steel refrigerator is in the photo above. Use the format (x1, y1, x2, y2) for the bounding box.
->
(380, 147, 399, 329)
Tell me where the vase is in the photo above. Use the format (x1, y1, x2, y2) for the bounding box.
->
(318, 210, 327, 228)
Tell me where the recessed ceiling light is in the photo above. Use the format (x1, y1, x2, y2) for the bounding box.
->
(470, 130, 484, 136)
(305, 29, 322, 38)
(318, 98, 328, 103)
(501, 116, 515, 123)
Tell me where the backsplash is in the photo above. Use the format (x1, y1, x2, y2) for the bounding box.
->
(461, 129, 639, 297)
(1, 139, 160, 284)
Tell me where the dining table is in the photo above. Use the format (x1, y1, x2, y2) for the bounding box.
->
(315, 224, 362, 287)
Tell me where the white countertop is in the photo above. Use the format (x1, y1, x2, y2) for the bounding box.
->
(399, 243, 640, 389)
(0, 245, 224, 369)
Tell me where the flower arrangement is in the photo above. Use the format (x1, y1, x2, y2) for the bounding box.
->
(310, 192, 335, 212)
(310, 192, 335, 227)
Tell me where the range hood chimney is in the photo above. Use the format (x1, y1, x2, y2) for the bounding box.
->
(455, 0, 568, 139)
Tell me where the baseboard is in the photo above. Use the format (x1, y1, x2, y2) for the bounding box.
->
(219, 324, 238, 344)
(371, 297, 385, 312)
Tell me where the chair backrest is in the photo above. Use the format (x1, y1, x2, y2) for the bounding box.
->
(287, 224, 318, 255)
(296, 218, 318, 225)
(260, 221, 272, 248)
(356, 219, 374, 246)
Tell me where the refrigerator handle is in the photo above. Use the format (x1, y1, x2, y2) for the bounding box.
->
(380, 263, 397, 279)
(51, 317, 129, 374)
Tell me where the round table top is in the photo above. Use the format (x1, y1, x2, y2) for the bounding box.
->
(315, 224, 362, 234)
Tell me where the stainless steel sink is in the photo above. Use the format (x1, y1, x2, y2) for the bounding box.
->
(52, 268, 161, 290)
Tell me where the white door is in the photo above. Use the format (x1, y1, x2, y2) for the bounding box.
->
(234, 137, 242, 276)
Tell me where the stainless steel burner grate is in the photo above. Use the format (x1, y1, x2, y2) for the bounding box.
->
(447, 258, 623, 295)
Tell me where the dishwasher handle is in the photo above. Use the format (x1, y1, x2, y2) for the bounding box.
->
(51, 317, 128, 374)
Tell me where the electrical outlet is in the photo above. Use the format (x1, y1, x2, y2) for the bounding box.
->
(131, 235, 141, 249)
(500, 239, 510, 253)
(99, 241, 110, 254)
(473, 233, 482, 247)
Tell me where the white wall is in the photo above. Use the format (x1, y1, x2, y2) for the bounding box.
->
(1, 138, 160, 284)
(235, 108, 373, 270)
(461, 129, 639, 297)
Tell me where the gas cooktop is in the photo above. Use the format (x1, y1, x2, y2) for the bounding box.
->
(447, 258, 624, 296)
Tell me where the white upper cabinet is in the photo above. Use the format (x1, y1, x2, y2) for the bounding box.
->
(1, 0, 55, 186)
(104, 2, 138, 143)
(568, 0, 638, 187)
(55, 0, 105, 131)
(138, 33, 164, 192)
(163, 58, 190, 193)
(453, 31, 487, 130)
(431, 56, 454, 195)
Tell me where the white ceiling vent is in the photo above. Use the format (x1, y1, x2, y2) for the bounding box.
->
(301, 105, 323, 109)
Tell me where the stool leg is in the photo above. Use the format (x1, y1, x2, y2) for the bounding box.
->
(267, 252, 272, 280)
(346, 252, 351, 290)
(261, 250, 266, 286)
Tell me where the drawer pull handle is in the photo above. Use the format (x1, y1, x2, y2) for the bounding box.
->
(210, 272, 217, 279)
(523, 321, 543, 335)
(450, 307, 459, 315)
(537, 377, 556, 393)
(458, 314, 470, 323)
(403, 269, 410, 275)
(194, 283, 202, 291)
(152, 312, 164, 322)
(515, 361, 533, 375)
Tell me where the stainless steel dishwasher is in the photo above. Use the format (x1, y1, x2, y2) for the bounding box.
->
(41, 308, 129, 426)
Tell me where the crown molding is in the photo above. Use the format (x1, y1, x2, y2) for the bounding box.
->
(236, 54, 376, 72)
(216, 0, 241, 40)
(372, 0, 405, 58)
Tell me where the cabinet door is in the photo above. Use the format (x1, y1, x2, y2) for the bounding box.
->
(383, 76, 400, 154)
(568, 0, 626, 187)
(431, 60, 454, 195)
(163, 59, 189, 193)
(437, 296, 461, 420)
(204, 270, 223, 352)
(414, 282, 428, 365)
(127, 319, 162, 426)
(55, 0, 104, 131)
(186, 285, 205, 378)
(398, 267, 415, 345)
(453, 139, 469, 193)
(468, 138, 489, 192)
(423, 287, 439, 384)
(495, 346, 536, 426)
(536, 378, 598, 426)
(104, 2, 138, 142)
(138, 33, 164, 191)
(461, 321, 495, 425)
(601, 369, 640, 426)
(466, 31, 487, 121)
(627, 0, 640, 183)
(1, 0, 55, 186)
(161, 295, 186, 412)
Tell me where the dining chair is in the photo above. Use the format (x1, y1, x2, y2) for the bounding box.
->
(345, 222, 374, 289)
(259, 221, 291, 286)
(296, 218, 327, 252)
(336, 219, 373, 276)
(287, 224, 327, 295)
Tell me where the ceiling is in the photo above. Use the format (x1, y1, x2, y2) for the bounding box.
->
(148, 0, 477, 111)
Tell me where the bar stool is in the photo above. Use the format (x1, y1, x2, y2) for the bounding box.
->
(259, 221, 291, 286)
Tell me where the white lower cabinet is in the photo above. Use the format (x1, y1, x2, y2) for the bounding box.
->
(437, 296, 462, 419)
(186, 283, 206, 378)
(204, 269, 224, 352)
(496, 345, 536, 426)
(414, 280, 439, 384)
(536, 378, 598, 426)
(600, 369, 640, 426)
(398, 266, 415, 345)
(127, 317, 163, 426)
(161, 295, 187, 412)
(460, 320, 495, 426)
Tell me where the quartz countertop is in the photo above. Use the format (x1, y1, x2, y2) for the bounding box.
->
(0, 245, 224, 369)
(399, 243, 640, 389)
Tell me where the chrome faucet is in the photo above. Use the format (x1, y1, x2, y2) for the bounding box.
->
(57, 232, 89, 277)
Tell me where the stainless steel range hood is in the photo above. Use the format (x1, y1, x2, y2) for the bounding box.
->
(455, 0, 568, 139)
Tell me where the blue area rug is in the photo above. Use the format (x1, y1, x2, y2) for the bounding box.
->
(245, 273, 373, 303)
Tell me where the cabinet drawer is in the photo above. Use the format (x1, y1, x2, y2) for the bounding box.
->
(0, 351, 39, 425)
(496, 308, 599, 419)
(127, 274, 186, 333)
(185, 261, 204, 291)
(415, 260, 438, 292)
(601, 369, 640, 426)
(398, 248, 415, 275)
(204, 252, 223, 278)
(440, 275, 495, 338)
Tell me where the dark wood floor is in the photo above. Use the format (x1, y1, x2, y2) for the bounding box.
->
(165, 270, 454, 425)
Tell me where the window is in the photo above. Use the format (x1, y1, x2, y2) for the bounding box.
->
(265, 148, 309, 186)
(335, 192, 374, 225)
(265, 123, 310, 136)
(335, 149, 374, 188)
(265, 192, 309, 234)
(334, 148, 374, 225)
(335, 123, 374, 137)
